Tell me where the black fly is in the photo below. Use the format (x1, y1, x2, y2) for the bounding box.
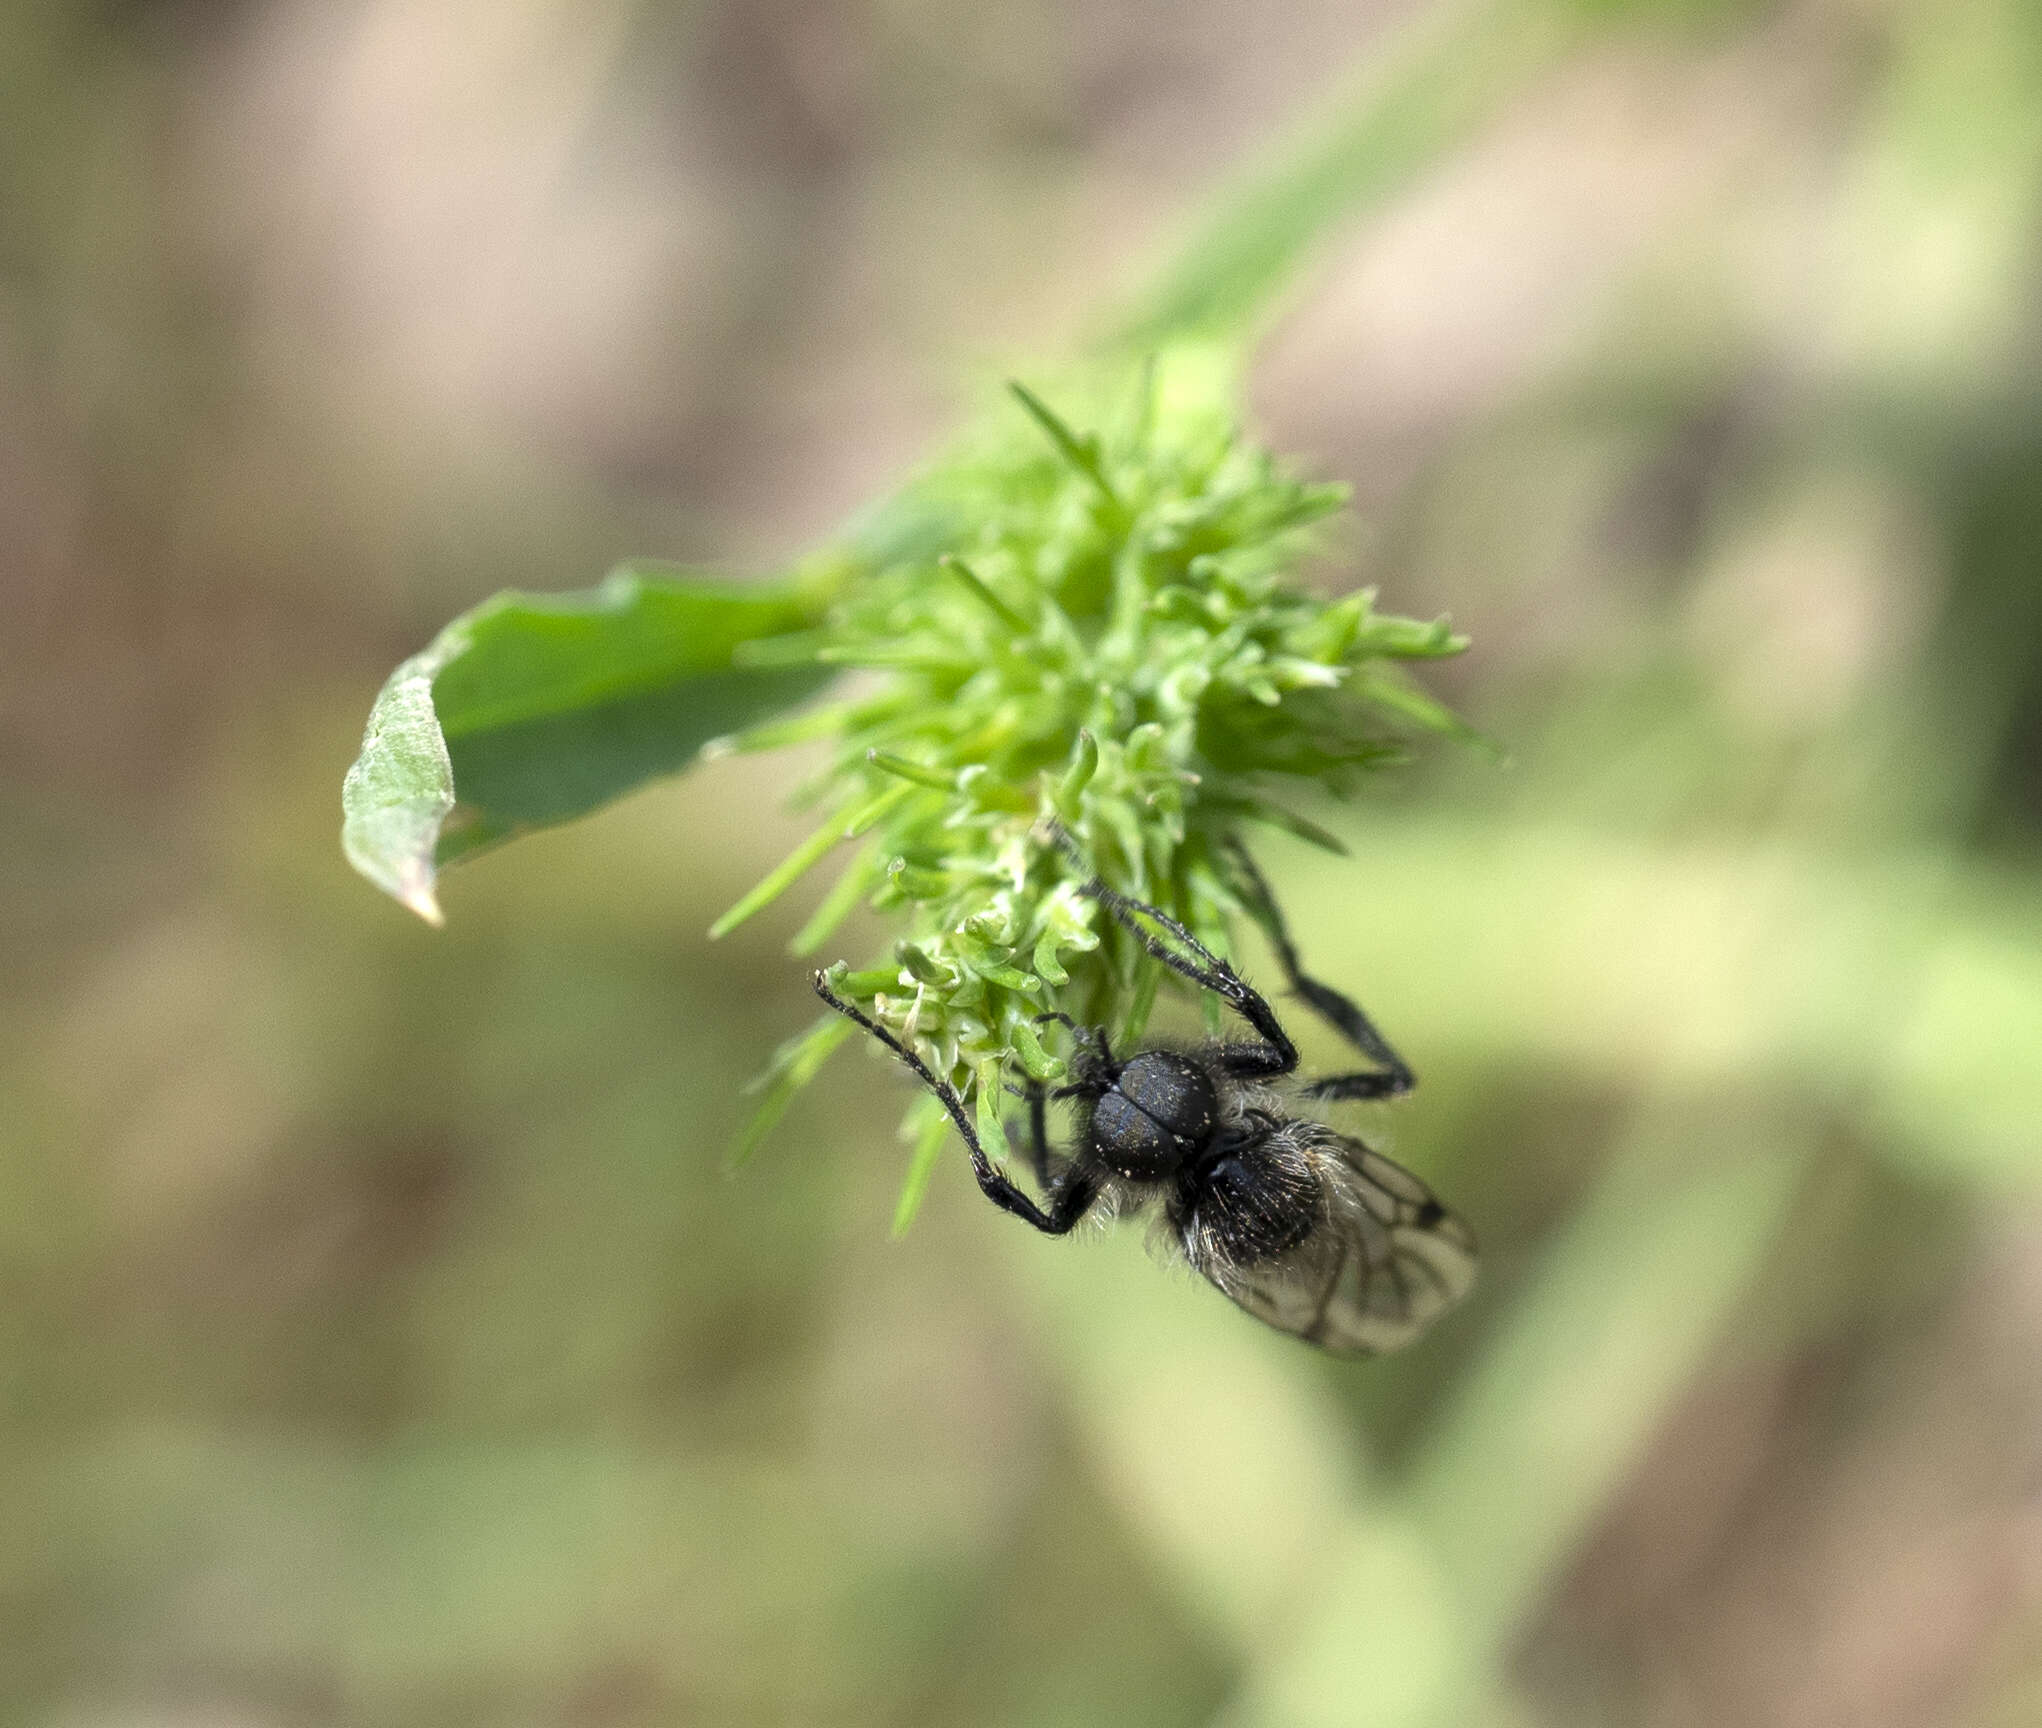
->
(813, 849, 1474, 1355)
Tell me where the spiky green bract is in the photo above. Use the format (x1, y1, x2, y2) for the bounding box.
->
(722, 356, 1467, 1198)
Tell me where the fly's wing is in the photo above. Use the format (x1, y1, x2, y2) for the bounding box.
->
(1214, 1133, 1476, 1355)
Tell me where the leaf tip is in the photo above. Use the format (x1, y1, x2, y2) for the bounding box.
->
(394, 865, 446, 927)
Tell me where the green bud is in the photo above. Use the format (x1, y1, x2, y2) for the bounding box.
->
(830, 966, 898, 998)
(894, 942, 954, 987)
(867, 749, 957, 791)
(1055, 729, 1099, 811)
(887, 858, 952, 899)
(1009, 1016, 1067, 1082)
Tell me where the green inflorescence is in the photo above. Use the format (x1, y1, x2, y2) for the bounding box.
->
(713, 356, 1469, 1215)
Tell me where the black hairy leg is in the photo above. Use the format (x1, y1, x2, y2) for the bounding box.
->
(1007, 1076, 1067, 1190)
(813, 973, 1102, 1234)
(1224, 839, 1414, 1100)
(1034, 1009, 1117, 1099)
(1076, 877, 1300, 1081)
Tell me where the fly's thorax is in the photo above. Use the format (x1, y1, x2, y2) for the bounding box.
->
(1212, 1073, 1282, 1125)
(1171, 1116, 1325, 1271)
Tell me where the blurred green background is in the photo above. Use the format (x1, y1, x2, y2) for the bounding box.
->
(8, 1, 2042, 1724)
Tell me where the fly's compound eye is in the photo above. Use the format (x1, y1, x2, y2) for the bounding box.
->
(1090, 1091, 1180, 1181)
(1090, 1052, 1221, 1181)
(1117, 1052, 1218, 1147)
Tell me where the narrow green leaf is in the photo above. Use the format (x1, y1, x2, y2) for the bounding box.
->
(790, 846, 883, 956)
(1235, 800, 1352, 856)
(844, 783, 917, 838)
(1357, 667, 1486, 740)
(729, 1013, 855, 1170)
(1118, 961, 1161, 1049)
(813, 643, 979, 673)
(712, 786, 918, 940)
(974, 1057, 1008, 1172)
(1355, 611, 1468, 658)
(710, 818, 855, 940)
(939, 554, 1031, 632)
(1008, 381, 1122, 507)
(867, 750, 956, 791)
(704, 701, 854, 758)
(730, 630, 834, 668)
(891, 1104, 954, 1237)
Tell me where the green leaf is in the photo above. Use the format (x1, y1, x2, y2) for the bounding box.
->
(340, 637, 466, 925)
(891, 1104, 954, 1237)
(1008, 381, 1123, 508)
(342, 563, 832, 922)
(729, 1013, 856, 1171)
(709, 784, 916, 941)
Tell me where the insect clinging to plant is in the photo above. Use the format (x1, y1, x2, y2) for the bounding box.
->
(814, 839, 1474, 1356)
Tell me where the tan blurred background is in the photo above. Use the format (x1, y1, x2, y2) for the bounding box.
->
(8, 1, 2042, 1724)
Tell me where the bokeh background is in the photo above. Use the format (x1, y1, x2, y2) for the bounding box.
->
(8, 0, 2042, 1723)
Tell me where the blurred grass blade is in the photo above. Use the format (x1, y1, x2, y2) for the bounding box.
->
(1115, 0, 1583, 345)
(342, 563, 832, 922)
(1410, 1125, 1807, 1661)
(1006, 1221, 1378, 1652)
(1219, 1122, 1808, 1728)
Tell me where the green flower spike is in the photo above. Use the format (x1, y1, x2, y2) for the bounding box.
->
(715, 363, 1469, 1223)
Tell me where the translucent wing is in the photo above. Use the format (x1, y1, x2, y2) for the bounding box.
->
(1202, 1131, 1476, 1356)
